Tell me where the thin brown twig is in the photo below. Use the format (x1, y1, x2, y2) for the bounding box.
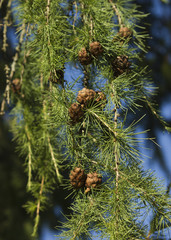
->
(20, 24, 31, 84)
(0, 23, 26, 115)
(2, 0, 12, 52)
(0, 65, 10, 114)
(5, 64, 10, 104)
(109, 0, 122, 26)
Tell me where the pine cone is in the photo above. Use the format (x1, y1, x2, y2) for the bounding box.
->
(11, 78, 21, 93)
(95, 91, 107, 107)
(70, 167, 87, 189)
(68, 103, 84, 124)
(89, 41, 103, 57)
(112, 55, 131, 77)
(85, 172, 102, 193)
(77, 88, 96, 106)
(118, 26, 132, 39)
(78, 48, 92, 65)
(49, 69, 64, 84)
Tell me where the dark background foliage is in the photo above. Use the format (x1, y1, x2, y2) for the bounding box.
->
(0, 0, 171, 239)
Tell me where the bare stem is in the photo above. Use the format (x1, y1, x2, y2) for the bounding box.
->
(109, 0, 122, 26)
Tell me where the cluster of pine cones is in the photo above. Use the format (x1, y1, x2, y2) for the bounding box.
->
(68, 87, 106, 124)
(78, 41, 103, 65)
(78, 27, 132, 77)
(69, 167, 102, 194)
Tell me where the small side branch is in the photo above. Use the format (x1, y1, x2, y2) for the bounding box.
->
(109, 0, 122, 26)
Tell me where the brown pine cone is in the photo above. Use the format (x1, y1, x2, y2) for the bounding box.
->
(70, 167, 87, 189)
(78, 48, 92, 65)
(112, 55, 131, 77)
(95, 91, 107, 107)
(11, 78, 21, 94)
(77, 88, 96, 106)
(118, 26, 133, 39)
(68, 103, 84, 124)
(85, 172, 102, 193)
(89, 41, 103, 57)
(48, 69, 64, 84)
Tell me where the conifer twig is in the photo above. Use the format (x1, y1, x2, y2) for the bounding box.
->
(40, 74, 61, 182)
(88, 109, 116, 134)
(20, 24, 31, 84)
(47, 136, 61, 182)
(108, 0, 122, 26)
(0, 65, 10, 115)
(32, 176, 45, 236)
(114, 107, 119, 199)
(2, 0, 12, 52)
(146, 230, 151, 240)
(46, 0, 50, 24)
(73, 1, 77, 35)
(0, 23, 26, 115)
(0, 0, 4, 8)
(25, 125, 32, 190)
(90, 15, 93, 37)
